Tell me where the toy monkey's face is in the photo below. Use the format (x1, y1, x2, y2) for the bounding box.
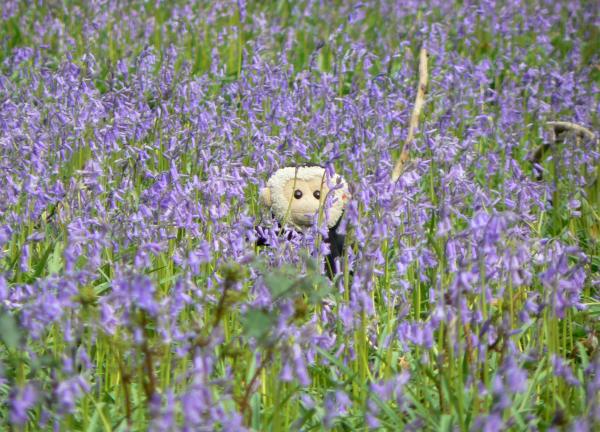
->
(259, 166, 350, 229)
(280, 175, 329, 226)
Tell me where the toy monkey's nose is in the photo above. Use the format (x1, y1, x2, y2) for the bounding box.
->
(297, 213, 316, 221)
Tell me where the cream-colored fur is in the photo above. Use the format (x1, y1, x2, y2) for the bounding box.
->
(259, 166, 350, 229)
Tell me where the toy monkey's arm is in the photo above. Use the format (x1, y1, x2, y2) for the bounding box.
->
(255, 225, 271, 247)
(254, 218, 297, 247)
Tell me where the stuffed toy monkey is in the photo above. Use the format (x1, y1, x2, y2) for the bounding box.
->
(256, 165, 351, 278)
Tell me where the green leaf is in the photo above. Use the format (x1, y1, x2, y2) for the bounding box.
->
(0, 310, 21, 349)
(87, 399, 112, 432)
(440, 414, 453, 432)
(305, 275, 331, 304)
(31, 242, 54, 280)
(47, 241, 64, 275)
(242, 309, 276, 340)
(264, 272, 296, 299)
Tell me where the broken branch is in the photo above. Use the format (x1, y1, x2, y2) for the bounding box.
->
(391, 47, 429, 182)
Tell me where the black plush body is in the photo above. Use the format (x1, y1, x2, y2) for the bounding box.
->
(323, 218, 346, 279)
(255, 218, 346, 280)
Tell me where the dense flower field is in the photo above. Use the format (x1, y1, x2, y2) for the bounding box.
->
(1, 0, 599, 430)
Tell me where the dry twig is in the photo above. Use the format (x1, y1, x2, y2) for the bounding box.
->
(529, 121, 598, 180)
(546, 121, 597, 143)
(391, 48, 429, 182)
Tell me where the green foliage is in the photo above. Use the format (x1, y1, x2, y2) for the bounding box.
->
(241, 255, 331, 345)
(0, 310, 21, 350)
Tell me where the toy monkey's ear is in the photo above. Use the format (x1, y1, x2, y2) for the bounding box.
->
(259, 187, 272, 207)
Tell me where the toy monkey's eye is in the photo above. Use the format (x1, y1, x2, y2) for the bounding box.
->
(294, 190, 303, 199)
(313, 190, 321, 200)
